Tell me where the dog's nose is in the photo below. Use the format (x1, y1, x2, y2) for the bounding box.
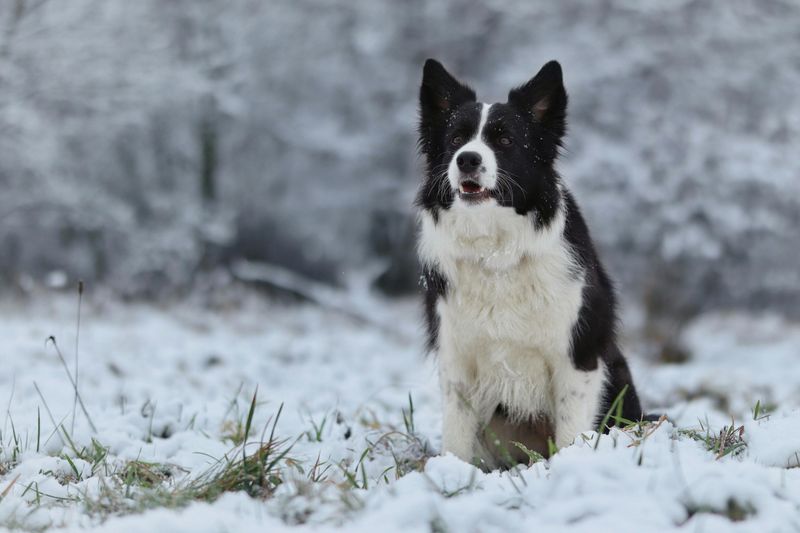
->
(456, 151, 482, 173)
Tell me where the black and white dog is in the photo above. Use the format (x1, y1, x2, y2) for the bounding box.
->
(416, 59, 647, 468)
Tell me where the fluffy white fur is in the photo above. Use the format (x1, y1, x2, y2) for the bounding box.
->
(419, 107, 608, 464)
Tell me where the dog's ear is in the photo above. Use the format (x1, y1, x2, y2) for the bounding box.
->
(508, 60, 568, 139)
(419, 59, 476, 126)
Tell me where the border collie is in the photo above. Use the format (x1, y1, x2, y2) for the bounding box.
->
(416, 59, 647, 468)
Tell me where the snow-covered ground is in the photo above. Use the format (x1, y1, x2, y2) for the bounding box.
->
(1, 289, 799, 532)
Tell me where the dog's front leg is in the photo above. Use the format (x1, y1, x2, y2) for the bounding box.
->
(551, 363, 606, 449)
(440, 373, 482, 463)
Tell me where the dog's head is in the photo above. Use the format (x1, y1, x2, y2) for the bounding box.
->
(417, 59, 567, 225)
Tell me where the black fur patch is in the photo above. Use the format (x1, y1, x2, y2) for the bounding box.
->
(563, 191, 617, 372)
(421, 265, 448, 353)
(595, 346, 645, 428)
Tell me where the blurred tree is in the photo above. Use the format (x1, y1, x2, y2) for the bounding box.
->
(0, 0, 797, 323)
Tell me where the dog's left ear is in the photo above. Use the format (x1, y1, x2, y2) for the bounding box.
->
(508, 60, 568, 138)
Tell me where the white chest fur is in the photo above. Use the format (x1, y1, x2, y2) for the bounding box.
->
(419, 201, 586, 421)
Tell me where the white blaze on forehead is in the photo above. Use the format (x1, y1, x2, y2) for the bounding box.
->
(448, 103, 498, 192)
(476, 102, 490, 136)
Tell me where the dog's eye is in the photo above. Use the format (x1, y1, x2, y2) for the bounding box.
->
(451, 135, 464, 147)
(499, 137, 512, 146)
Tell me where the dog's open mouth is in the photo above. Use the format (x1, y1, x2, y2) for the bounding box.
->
(458, 180, 490, 202)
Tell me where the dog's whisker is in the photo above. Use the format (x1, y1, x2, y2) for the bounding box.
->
(495, 173, 516, 203)
(498, 171, 526, 198)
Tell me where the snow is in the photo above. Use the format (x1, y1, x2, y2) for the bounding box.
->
(640, 313, 800, 424)
(746, 413, 800, 469)
(2, 1, 800, 530)
(1, 290, 800, 531)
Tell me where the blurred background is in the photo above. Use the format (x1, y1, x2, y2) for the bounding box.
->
(1, 0, 798, 351)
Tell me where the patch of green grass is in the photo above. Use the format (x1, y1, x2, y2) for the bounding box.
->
(3, 388, 297, 527)
(338, 447, 372, 490)
(685, 498, 755, 523)
(678, 420, 746, 459)
(73, 438, 110, 474)
(183, 395, 294, 502)
(221, 419, 249, 445)
(440, 477, 477, 498)
(386, 432, 432, 479)
(592, 385, 639, 450)
(120, 460, 173, 490)
(511, 441, 546, 466)
(220, 387, 262, 446)
(618, 415, 668, 463)
(333, 398, 435, 490)
(186, 440, 293, 501)
(751, 400, 776, 421)
(307, 453, 333, 483)
(547, 436, 559, 457)
(0, 415, 24, 468)
(80, 401, 296, 519)
(306, 413, 328, 443)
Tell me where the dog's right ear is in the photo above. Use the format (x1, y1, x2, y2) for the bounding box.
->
(418, 60, 476, 155)
(420, 59, 476, 115)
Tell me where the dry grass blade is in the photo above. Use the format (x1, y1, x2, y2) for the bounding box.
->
(71, 280, 84, 434)
(45, 336, 97, 433)
(33, 381, 67, 447)
(626, 415, 668, 448)
(1, 474, 21, 499)
(714, 424, 746, 460)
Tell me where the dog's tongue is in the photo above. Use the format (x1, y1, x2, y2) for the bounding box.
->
(462, 181, 482, 193)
